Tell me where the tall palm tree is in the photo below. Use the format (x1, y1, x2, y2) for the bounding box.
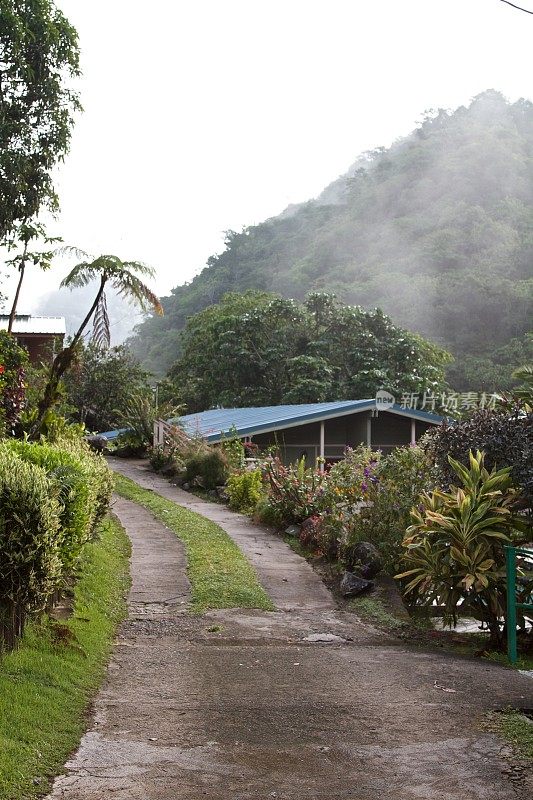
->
(32, 254, 163, 436)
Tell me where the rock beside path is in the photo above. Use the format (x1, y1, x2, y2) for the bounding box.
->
(340, 571, 374, 597)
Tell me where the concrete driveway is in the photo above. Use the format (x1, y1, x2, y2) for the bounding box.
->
(45, 464, 533, 800)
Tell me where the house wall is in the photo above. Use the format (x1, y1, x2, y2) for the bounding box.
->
(250, 410, 429, 464)
(15, 334, 63, 363)
(370, 413, 411, 450)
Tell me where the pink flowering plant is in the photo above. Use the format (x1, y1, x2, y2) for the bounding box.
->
(262, 455, 329, 524)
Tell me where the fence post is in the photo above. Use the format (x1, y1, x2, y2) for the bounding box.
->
(505, 546, 518, 664)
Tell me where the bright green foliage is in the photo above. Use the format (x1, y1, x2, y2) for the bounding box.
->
(0, 449, 62, 630)
(4, 439, 110, 571)
(0, 0, 80, 242)
(0, 437, 113, 649)
(226, 469, 263, 513)
(184, 448, 229, 490)
(51, 435, 113, 528)
(339, 446, 433, 573)
(0, 515, 130, 800)
(113, 473, 274, 612)
(170, 291, 451, 411)
(397, 451, 526, 646)
(131, 92, 533, 389)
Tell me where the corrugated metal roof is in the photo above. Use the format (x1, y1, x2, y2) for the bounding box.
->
(0, 315, 66, 335)
(175, 400, 443, 443)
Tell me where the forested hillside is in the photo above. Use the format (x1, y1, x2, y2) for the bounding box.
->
(130, 91, 533, 388)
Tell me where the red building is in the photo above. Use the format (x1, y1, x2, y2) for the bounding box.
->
(0, 315, 65, 363)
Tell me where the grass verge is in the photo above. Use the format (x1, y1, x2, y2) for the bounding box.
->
(114, 473, 274, 613)
(349, 596, 408, 630)
(0, 515, 130, 800)
(487, 709, 533, 763)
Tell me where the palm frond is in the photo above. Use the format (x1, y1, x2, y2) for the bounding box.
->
(60, 261, 99, 289)
(54, 245, 91, 260)
(118, 259, 156, 280)
(112, 271, 163, 315)
(92, 291, 110, 349)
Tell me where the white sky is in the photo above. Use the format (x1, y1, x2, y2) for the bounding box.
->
(5, 0, 533, 313)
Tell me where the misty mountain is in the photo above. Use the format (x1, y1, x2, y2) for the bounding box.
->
(35, 281, 144, 346)
(129, 91, 533, 388)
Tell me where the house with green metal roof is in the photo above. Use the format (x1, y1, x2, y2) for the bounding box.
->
(156, 399, 443, 466)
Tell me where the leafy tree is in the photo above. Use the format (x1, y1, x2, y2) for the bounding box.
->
(62, 342, 152, 432)
(129, 92, 533, 388)
(169, 291, 451, 411)
(5, 221, 60, 330)
(33, 254, 163, 436)
(0, 0, 80, 242)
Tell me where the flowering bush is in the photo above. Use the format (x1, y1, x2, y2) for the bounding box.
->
(261, 456, 329, 524)
(326, 446, 380, 503)
(0, 331, 28, 435)
(339, 445, 432, 573)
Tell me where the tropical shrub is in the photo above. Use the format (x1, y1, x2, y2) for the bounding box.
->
(185, 448, 229, 490)
(261, 456, 328, 524)
(254, 495, 285, 528)
(339, 446, 432, 573)
(326, 446, 380, 504)
(0, 435, 113, 651)
(53, 435, 114, 528)
(115, 390, 179, 452)
(6, 440, 93, 572)
(5, 437, 112, 561)
(422, 408, 533, 511)
(0, 449, 62, 649)
(397, 451, 528, 648)
(149, 444, 170, 472)
(226, 469, 263, 513)
(63, 342, 152, 431)
(296, 514, 340, 559)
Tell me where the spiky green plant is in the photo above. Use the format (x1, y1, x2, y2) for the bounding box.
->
(397, 450, 527, 647)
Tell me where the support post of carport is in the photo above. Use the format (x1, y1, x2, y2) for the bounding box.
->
(410, 418, 416, 445)
(366, 413, 372, 447)
(319, 421, 325, 472)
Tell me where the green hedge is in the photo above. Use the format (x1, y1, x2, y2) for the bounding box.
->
(0, 438, 113, 651)
(226, 469, 263, 513)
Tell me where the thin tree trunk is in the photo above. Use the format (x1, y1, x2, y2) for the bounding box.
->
(69, 275, 107, 350)
(31, 276, 108, 438)
(7, 243, 28, 333)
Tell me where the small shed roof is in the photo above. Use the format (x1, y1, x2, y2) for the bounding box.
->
(0, 315, 66, 335)
(176, 400, 443, 444)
